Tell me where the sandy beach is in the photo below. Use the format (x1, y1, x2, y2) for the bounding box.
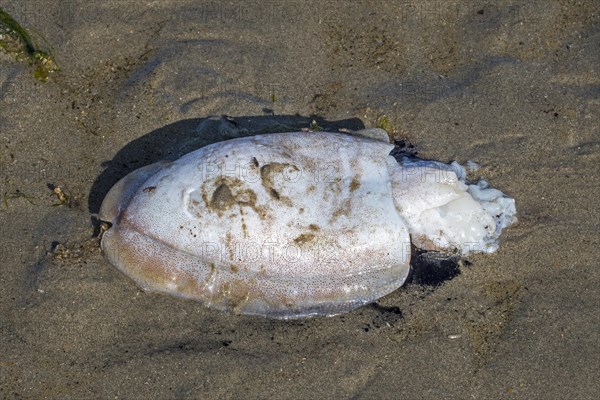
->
(1, 1, 598, 398)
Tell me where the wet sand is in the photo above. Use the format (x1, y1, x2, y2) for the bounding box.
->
(1, 1, 598, 399)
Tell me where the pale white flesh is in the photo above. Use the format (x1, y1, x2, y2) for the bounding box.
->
(101, 132, 411, 318)
(100, 130, 517, 318)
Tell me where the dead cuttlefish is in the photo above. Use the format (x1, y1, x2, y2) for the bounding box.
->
(99, 129, 516, 318)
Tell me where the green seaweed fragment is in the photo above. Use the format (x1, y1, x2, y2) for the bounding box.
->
(0, 6, 59, 81)
(376, 115, 393, 132)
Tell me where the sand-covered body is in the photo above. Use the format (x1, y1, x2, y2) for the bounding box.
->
(100, 132, 412, 318)
(101, 130, 516, 318)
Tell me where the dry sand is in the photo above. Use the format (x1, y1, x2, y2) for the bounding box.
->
(0, 1, 598, 399)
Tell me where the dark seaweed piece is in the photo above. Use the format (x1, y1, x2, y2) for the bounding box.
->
(389, 139, 418, 161)
(407, 249, 462, 286)
(0, 6, 59, 81)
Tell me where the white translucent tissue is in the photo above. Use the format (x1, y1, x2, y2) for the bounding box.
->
(389, 156, 517, 255)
